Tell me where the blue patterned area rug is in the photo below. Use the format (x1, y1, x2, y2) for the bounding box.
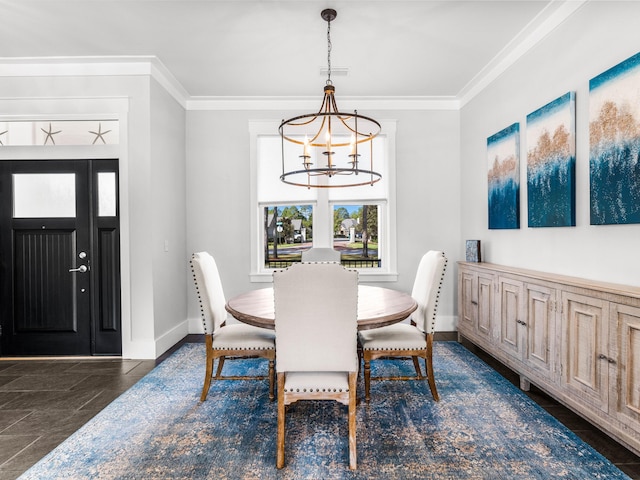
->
(20, 342, 628, 479)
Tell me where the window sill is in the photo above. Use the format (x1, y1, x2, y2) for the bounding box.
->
(250, 270, 398, 283)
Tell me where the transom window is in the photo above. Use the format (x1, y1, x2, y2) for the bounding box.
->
(250, 120, 398, 282)
(0, 120, 119, 146)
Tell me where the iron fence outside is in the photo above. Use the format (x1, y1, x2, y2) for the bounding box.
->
(265, 258, 381, 269)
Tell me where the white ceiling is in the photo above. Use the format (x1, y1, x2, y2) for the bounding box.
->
(0, 1, 584, 100)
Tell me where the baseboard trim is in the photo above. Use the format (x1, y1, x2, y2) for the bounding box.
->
(155, 320, 190, 359)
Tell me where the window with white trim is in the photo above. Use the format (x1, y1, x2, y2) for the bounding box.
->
(249, 120, 397, 282)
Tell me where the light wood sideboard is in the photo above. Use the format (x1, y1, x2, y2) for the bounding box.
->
(458, 261, 640, 456)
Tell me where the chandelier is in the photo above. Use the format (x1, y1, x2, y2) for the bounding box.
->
(279, 8, 382, 188)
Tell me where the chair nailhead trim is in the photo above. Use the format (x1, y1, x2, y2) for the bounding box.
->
(213, 346, 274, 350)
(285, 388, 348, 393)
(190, 257, 210, 335)
(429, 254, 448, 330)
(363, 347, 422, 350)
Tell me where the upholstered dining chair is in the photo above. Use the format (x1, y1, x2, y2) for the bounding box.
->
(358, 250, 447, 403)
(190, 252, 276, 402)
(300, 247, 341, 263)
(273, 262, 359, 470)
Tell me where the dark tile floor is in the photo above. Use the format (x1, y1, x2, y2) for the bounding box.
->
(0, 353, 158, 480)
(0, 334, 638, 479)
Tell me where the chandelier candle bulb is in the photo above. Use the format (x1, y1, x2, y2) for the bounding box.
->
(301, 136, 311, 168)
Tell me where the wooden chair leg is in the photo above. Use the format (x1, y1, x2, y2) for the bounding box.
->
(363, 355, 372, 403)
(348, 372, 357, 470)
(215, 355, 225, 378)
(426, 335, 439, 402)
(411, 356, 424, 379)
(276, 373, 286, 469)
(201, 336, 214, 402)
(268, 359, 275, 401)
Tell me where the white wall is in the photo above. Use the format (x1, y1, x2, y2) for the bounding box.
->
(460, 1, 640, 288)
(391, 109, 460, 330)
(150, 79, 188, 355)
(186, 108, 461, 331)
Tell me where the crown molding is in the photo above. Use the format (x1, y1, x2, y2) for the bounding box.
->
(0, 56, 189, 108)
(0, 1, 587, 113)
(458, 0, 587, 107)
(185, 96, 460, 111)
(0, 57, 457, 110)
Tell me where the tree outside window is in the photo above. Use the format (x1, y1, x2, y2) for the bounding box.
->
(264, 204, 312, 268)
(333, 204, 380, 268)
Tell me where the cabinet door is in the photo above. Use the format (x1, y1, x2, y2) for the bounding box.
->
(459, 270, 477, 334)
(611, 303, 640, 427)
(477, 273, 494, 340)
(561, 292, 609, 412)
(525, 283, 556, 379)
(498, 277, 525, 360)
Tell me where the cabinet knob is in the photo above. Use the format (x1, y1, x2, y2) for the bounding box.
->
(597, 354, 616, 364)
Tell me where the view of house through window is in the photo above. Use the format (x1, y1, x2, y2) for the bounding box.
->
(333, 204, 380, 268)
(263, 204, 380, 269)
(264, 205, 312, 268)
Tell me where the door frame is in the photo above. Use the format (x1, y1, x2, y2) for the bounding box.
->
(0, 95, 137, 357)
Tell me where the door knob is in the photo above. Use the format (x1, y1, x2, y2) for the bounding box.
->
(69, 265, 88, 273)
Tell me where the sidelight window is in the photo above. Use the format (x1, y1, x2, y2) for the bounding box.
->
(97, 172, 117, 217)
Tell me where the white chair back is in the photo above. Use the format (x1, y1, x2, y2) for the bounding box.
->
(274, 262, 358, 373)
(300, 247, 341, 263)
(411, 250, 447, 334)
(190, 252, 227, 334)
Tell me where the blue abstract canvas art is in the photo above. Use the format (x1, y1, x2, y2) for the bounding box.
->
(526, 92, 576, 227)
(590, 51, 640, 225)
(488, 123, 520, 229)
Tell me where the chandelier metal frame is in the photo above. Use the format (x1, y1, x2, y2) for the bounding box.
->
(278, 8, 382, 188)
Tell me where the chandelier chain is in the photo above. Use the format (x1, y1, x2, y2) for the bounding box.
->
(326, 16, 332, 85)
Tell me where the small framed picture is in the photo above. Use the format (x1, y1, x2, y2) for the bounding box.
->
(465, 240, 481, 262)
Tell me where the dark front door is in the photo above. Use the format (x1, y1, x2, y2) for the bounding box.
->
(0, 159, 121, 356)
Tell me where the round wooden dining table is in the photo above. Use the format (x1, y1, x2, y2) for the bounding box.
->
(225, 285, 417, 331)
